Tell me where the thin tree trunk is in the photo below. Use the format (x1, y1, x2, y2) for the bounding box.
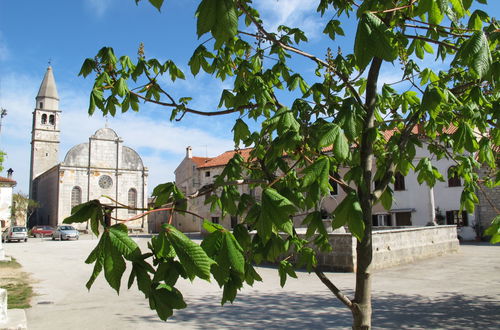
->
(352, 55, 382, 329)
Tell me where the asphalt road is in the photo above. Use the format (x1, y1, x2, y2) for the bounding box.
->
(2, 236, 500, 329)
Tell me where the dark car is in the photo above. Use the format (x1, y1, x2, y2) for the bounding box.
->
(2, 226, 28, 243)
(30, 225, 55, 238)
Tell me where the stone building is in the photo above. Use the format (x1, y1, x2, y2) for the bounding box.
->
(173, 139, 477, 239)
(0, 171, 16, 229)
(29, 66, 148, 231)
(475, 145, 500, 233)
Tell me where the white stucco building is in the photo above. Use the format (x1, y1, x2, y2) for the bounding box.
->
(29, 66, 149, 231)
(173, 142, 477, 239)
(0, 173, 16, 229)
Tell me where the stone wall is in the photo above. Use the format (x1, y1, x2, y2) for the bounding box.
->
(296, 225, 459, 272)
(476, 166, 500, 229)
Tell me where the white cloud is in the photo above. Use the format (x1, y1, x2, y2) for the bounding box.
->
(253, 0, 322, 38)
(84, 0, 115, 17)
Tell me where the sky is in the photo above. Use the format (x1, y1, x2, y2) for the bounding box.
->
(0, 0, 498, 195)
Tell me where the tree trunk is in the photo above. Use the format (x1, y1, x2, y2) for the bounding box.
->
(352, 54, 382, 328)
(351, 212, 373, 329)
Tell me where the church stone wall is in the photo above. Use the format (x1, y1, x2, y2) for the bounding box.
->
(58, 167, 89, 229)
(34, 166, 60, 227)
(89, 138, 120, 169)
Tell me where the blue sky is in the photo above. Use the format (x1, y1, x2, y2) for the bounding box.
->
(0, 0, 498, 195)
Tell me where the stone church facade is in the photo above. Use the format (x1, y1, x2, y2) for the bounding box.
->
(29, 66, 148, 231)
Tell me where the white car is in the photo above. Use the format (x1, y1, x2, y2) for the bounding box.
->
(2, 226, 28, 243)
(52, 225, 80, 241)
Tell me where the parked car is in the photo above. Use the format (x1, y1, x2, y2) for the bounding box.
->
(52, 225, 79, 241)
(30, 225, 55, 238)
(2, 226, 28, 243)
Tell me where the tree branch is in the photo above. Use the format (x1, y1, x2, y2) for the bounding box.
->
(370, 0, 417, 14)
(313, 267, 354, 309)
(403, 34, 458, 50)
(129, 90, 254, 117)
(235, 2, 364, 107)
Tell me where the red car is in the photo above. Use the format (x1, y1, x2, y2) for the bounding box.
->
(30, 225, 55, 238)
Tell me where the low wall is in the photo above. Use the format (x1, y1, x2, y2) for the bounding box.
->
(296, 225, 459, 272)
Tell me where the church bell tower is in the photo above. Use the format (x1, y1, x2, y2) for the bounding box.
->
(29, 66, 61, 199)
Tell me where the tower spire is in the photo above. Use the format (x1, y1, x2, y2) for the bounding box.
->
(36, 66, 59, 108)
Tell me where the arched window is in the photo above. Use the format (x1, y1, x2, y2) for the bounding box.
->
(71, 186, 82, 210)
(49, 115, 55, 125)
(448, 166, 461, 187)
(41, 114, 47, 124)
(128, 188, 137, 215)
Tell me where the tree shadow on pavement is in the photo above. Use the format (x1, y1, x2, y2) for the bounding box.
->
(117, 290, 500, 329)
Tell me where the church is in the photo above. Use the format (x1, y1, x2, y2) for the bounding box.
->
(29, 66, 149, 231)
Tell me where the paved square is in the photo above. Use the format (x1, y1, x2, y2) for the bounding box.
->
(3, 236, 499, 329)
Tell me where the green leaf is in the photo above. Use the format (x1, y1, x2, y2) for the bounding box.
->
(428, 0, 444, 24)
(164, 224, 215, 281)
(484, 215, 500, 244)
(149, 284, 186, 321)
(147, 0, 164, 11)
(379, 187, 393, 210)
(64, 200, 103, 236)
(232, 119, 251, 146)
(354, 13, 397, 69)
(79, 58, 95, 77)
(103, 233, 126, 294)
(223, 233, 245, 275)
(301, 156, 330, 195)
(332, 192, 364, 240)
(278, 260, 297, 287)
(109, 224, 141, 260)
(257, 188, 296, 242)
(196, 0, 217, 37)
(452, 31, 492, 78)
(113, 77, 128, 97)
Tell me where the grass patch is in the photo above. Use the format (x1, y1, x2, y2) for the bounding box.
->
(3, 282, 33, 309)
(0, 258, 34, 309)
(0, 258, 22, 269)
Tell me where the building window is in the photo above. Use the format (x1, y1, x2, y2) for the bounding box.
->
(41, 114, 47, 124)
(205, 171, 211, 177)
(39, 102, 43, 109)
(49, 114, 55, 125)
(446, 210, 468, 227)
(394, 212, 412, 226)
(211, 216, 219, 224)
(128, 188, 137, 215)
(71, 186, 82, 210)
(329, 177, 338, 196)
(372, 214, 391, 226)
(230, 216, 238, 228)
(448, 167, 461, 187)
(394, 172, 405, 191)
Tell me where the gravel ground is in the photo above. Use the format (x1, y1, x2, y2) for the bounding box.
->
(2, 235, 500, 329)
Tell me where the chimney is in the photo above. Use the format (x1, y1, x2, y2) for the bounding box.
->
(7, 168, 13, 179)
(186, 146, 192, 159)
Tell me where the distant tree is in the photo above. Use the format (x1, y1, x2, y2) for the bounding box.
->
(11, 193, 39, 227)
(0, 151, 5, 172)
(71, 0, 499, 328)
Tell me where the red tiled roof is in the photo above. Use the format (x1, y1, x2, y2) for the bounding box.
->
(382, 124, 457, 141)
(197, 148, 253, 169)
(0, 176, 16, 184)
(191, 156, 212, 167)
(193, 125, 463, 168)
